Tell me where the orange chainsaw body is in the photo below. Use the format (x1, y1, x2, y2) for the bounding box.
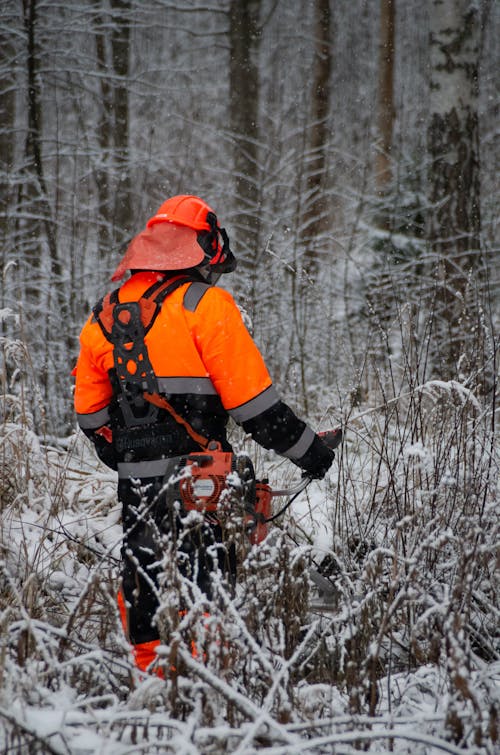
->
(179, 450, 235, 512)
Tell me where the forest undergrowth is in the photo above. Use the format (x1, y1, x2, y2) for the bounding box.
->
(0, 309, 498, 754)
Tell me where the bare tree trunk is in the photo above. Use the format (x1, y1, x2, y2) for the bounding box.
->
(18, 0, 74, 427)
(0, 17, 16, 314)
(22, 0, 60, 285)
(366, 0, 396, 324)
(95, 27, 113, 261)
(300, 0, 332, 274)
(111, 0, 131, 237)
(375, 0, 395, 199)
(95, 1, 131, 260)
(426, 0, 482, 378)
(229, 0, 261, 265)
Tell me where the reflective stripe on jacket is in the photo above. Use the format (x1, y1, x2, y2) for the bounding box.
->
(75, 272, 276, 440)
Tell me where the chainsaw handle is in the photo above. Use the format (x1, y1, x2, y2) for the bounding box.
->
(267, 428, 341, 498)
(269, 476, 312, 498)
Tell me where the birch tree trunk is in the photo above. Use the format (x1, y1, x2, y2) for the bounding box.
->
(426, 0, 482, 378)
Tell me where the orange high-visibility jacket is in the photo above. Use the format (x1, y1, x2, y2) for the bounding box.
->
(74, 272, 316, 470)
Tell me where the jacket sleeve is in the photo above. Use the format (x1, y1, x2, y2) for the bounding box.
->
(240, 401, 334, 478)
(73, 320, 117, 470)
(190, 288, 334, 478)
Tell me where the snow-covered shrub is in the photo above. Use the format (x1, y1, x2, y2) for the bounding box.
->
(0, 312, 498, 752)
(311, 345, 499, 747)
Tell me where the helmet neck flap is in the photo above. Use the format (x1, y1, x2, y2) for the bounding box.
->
(111, 195, 237, 282)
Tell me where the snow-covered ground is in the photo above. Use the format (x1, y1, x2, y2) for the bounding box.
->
(1, 379, 498, 753)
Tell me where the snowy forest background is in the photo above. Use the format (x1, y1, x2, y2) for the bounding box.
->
(0, 0, 498, 752)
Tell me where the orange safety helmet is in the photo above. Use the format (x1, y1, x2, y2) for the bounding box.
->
(111, 194, 236, 281)
(147, 195, 216, 231)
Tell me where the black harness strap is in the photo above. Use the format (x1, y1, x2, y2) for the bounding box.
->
(92, 275, 194, 340)
(92, 275, 207, 433)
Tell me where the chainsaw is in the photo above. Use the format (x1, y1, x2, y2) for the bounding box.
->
(171, 427, 343, 545)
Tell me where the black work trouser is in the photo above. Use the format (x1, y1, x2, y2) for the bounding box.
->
(118, 475, 236, 645)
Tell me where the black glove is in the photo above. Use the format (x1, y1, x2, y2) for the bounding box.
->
(86, 427, 118, 470)
(297, 434, 335, 479)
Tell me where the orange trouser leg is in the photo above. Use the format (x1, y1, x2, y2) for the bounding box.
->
(133, 639, 163, 676)
(117, 590, 164, 677)
(117, 589, 128, 635)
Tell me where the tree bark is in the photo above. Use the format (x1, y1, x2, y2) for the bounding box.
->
(111, 0, 131, 237)
(95, 0, 131, 259)
(0, 14, 16, 313)
(22, 0, 59, 282)
(300, 0, 332, 273)
(229, 0, 261, 264)
(375, 0, 395, 198)
(426, 0, 482, 377)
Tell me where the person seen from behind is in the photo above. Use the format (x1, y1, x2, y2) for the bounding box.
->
(73, 195, 335, 675)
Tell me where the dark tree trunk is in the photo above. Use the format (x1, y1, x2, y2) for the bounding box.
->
(19, 0, 71, 420)
(229, 0, 261, 264)
(375, 0, 395, 199)
(95, 0, 131, 260)
(300, 0, 332, 274)
(0, 16, 16, 312)
(111, 0, 131, 238)
(22, 0, 59, 282)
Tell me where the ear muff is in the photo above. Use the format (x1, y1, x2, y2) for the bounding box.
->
(214, 227, 237, 273)
(197, 213, 237, 273)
